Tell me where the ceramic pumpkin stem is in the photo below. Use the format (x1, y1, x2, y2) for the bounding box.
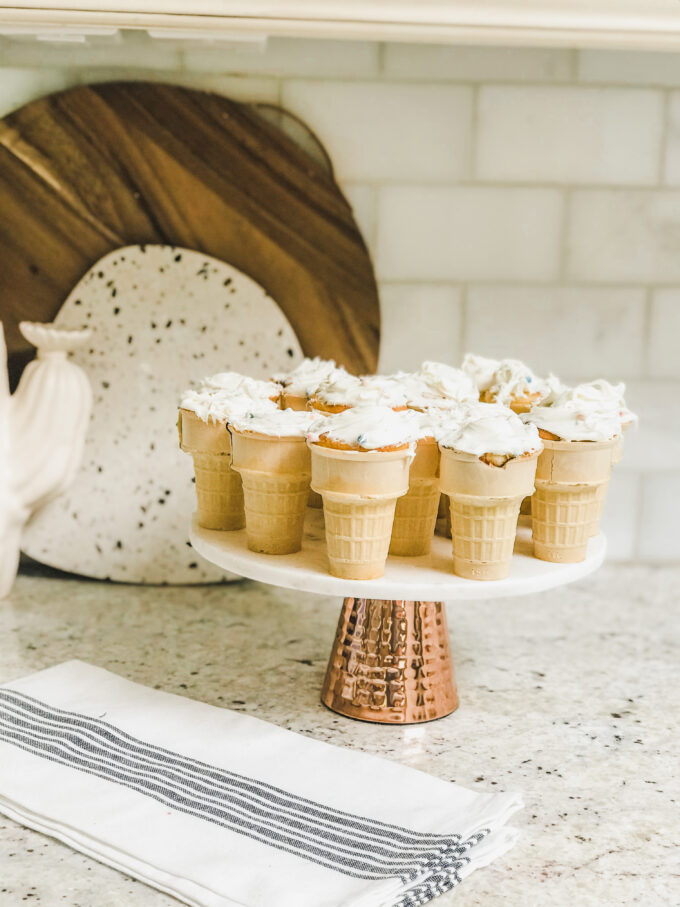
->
(0, 321, 92, 598)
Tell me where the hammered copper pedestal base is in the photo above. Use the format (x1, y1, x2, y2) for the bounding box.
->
(321, 598, 458, 724)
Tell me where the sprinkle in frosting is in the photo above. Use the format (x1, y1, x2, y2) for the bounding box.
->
(274, 357, 348, 398)
(308, 405, 421, 450)
(229, 407, 317, 438)
(522, 381, 630, 442)
(439, 402, 542, 458)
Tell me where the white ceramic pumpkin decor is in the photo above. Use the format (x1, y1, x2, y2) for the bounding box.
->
(0, 320, 92, 598)
(22, 244, 304, 584)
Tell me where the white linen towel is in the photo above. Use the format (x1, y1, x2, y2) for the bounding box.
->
(0, 661, 522, 907)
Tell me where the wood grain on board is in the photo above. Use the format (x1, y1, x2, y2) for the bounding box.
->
(0, 81, 380, 384)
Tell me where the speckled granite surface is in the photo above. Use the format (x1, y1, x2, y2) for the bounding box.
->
(0, 564, 677, 906)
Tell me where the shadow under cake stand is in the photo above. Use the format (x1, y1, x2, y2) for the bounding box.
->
(191, 510, 605, 725)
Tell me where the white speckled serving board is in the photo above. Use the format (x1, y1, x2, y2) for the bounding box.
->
(22, 245, 303, 584)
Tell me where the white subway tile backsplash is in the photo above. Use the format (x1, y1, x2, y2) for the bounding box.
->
(648, 290, 680, 378)
(376, 186, 563, 281)
(74, 69, 280, 103)
(638, 474, 680, 560)
(342, 183, 378, 251)
(663, 92, 680, 185)
(184, 38, 379, 78)
(0, 67, 75, 116)
(579, 49, 680, 87)
(600, 471, 641, 561)
(617, 381, 680, 473)
(464, 286, 646, 379)
(567, 191, 680, 283)
(377, 284, 462, 373)
(476, 86, 663, 185)
(384, 44, 573, 83)
(0, 33, 182, 71)
(280, 81, 472, 182)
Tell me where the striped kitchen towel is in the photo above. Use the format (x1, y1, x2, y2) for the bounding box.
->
(0, 661, 522, 907)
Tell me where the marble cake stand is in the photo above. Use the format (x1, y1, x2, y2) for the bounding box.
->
(191, 511, 606, 725)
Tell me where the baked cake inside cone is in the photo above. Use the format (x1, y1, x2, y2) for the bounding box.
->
(274, 357, 348, 413)
(310, 374, 409, 414)
(308, 406, 420, 580)
(439, 404, 542, 580)
(521, 380, 631, 561)
(230, 409, 317, 555)
(178, 373, 281, 530)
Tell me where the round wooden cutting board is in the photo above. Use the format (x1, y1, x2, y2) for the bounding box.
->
(0, 81, 380, 387)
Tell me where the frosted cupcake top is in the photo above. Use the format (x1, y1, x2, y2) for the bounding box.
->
(314, 374, 409, 409)
(201, 372, 281, 399)
(522, 381, 630, 442)
(461, 353, 500, 392)
(180, 372, 280, 423)
(308, 405, 422, 450)
(482, 358, 554, 406)
(439, 403, 542, 458)
(229, 408, 317, 438)
(416, 361, 478, 404)
(275, 357, 347, 397)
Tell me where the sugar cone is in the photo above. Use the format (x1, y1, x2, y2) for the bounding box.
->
(309, 443, 411, 579)
(532, 437, 616, 563)
(178, 408, 244, 530)
(440, 447, 539, 580)
(390, 437, 440, 556)
(231, 430, 310, 554)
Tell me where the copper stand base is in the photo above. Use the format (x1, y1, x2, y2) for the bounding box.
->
(321, 598, 458, 724)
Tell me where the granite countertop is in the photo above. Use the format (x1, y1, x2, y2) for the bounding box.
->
(0, 564, 677, 906)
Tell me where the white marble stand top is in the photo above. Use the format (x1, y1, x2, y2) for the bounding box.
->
(190, 511, 606, 601)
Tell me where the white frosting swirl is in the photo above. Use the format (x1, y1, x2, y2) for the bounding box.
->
(461, 353, 499, 392)
(229, 408, 317, 438)
(484, 359, 553, 406)
(275, 357, 347, 397)
(202, 372, 281, 400)
(416, 361, 478, 404)
(522, 380, 631, 441)
(315, 374, 408, 408)
(439, 402, 542, 458)
(308, 405, 421, 450)
(180, 388, 279, 424)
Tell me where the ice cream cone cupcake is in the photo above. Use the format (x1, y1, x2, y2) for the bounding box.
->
(439, 404, 542, 580)
(308, 406, 420, 579)
(229, 409, 317, 555)
(274, 357, 348, 411)
(408, 361, 478, 410)
(389, 411, 445, 556)
(178, 373, 279, 530)
(522, 391, 624, 562)
(310, 374, 409, 414)
(463, 354, 556, 414)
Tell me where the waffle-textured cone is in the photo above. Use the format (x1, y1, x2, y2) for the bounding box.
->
(323, 498, 398, 579)
(231, 430, 311, 555)
(240, 473, 310, 554)
(321, 598, 458, 723)
(178, 408, 244, 530)
(588, 480, 609, 537)
(532, 437, 616, 563)
(389, 438, 440, 556)
(440, 447, 539, 581)
(309, 443, 411, 580)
